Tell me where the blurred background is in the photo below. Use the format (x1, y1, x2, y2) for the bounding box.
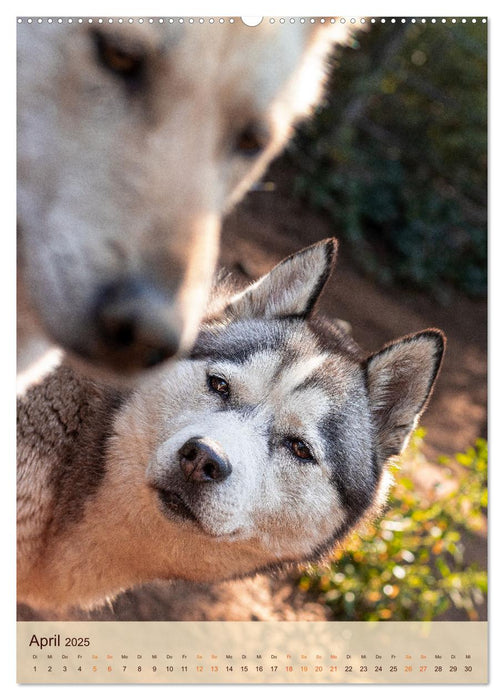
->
(19, 20, 487, 624)
(291, 20, 487, 302)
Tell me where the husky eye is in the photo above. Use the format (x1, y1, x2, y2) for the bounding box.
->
(286, 438, 315, 462)
(92, 31, 146, 83)
(235, 124, 266, 157)
(208, 375, 230, 399)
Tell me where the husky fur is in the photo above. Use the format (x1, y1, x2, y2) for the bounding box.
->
(17, 239, 445, 612)
(17, 19, 349, 383)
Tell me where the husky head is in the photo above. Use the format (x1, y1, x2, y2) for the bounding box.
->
(105, 239, 445, 585)
(17, 19, 348, 378)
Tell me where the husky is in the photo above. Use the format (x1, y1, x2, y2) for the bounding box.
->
(17, 18, 349, 383)
(17, 239, 445, 612)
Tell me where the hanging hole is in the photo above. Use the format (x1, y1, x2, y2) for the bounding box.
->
(241, 16, 263, 26)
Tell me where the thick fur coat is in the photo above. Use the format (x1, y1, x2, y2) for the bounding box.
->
(17, 240, 445, 612)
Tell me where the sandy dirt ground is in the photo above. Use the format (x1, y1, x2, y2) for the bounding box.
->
(17, 162, 487, 623)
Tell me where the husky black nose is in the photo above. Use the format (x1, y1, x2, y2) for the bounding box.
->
(179, 438, 232, 483)
(94, 278, 180, 368)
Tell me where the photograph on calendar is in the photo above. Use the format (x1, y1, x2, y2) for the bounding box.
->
(17, 15, 487, 683)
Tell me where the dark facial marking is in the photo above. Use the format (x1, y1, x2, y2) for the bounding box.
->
(320, 392, 379, 532)
(191, 319, 295, 365)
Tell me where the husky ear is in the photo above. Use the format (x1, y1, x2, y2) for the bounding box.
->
(365, 330, 446, 465)
(225, 239, 337, 321)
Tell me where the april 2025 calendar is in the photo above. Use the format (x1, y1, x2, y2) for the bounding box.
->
(18, 622, 487, 683)
(17, 15, 488, 686)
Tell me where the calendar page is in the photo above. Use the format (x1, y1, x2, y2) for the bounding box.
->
(16, 14, 488, 685)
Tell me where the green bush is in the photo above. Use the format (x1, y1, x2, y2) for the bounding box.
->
(297, 431, 487, 621)
(289, 22, 487, 300)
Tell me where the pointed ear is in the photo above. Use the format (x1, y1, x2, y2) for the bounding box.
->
(365, 330, 446, 465)
(225, 238, 337, 321)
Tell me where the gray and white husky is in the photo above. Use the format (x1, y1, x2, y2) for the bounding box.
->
(17, 239, 445, 612)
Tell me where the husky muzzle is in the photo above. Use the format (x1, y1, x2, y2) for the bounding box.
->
(93, 276, 182, 370)
(178, 437, 232, 483)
